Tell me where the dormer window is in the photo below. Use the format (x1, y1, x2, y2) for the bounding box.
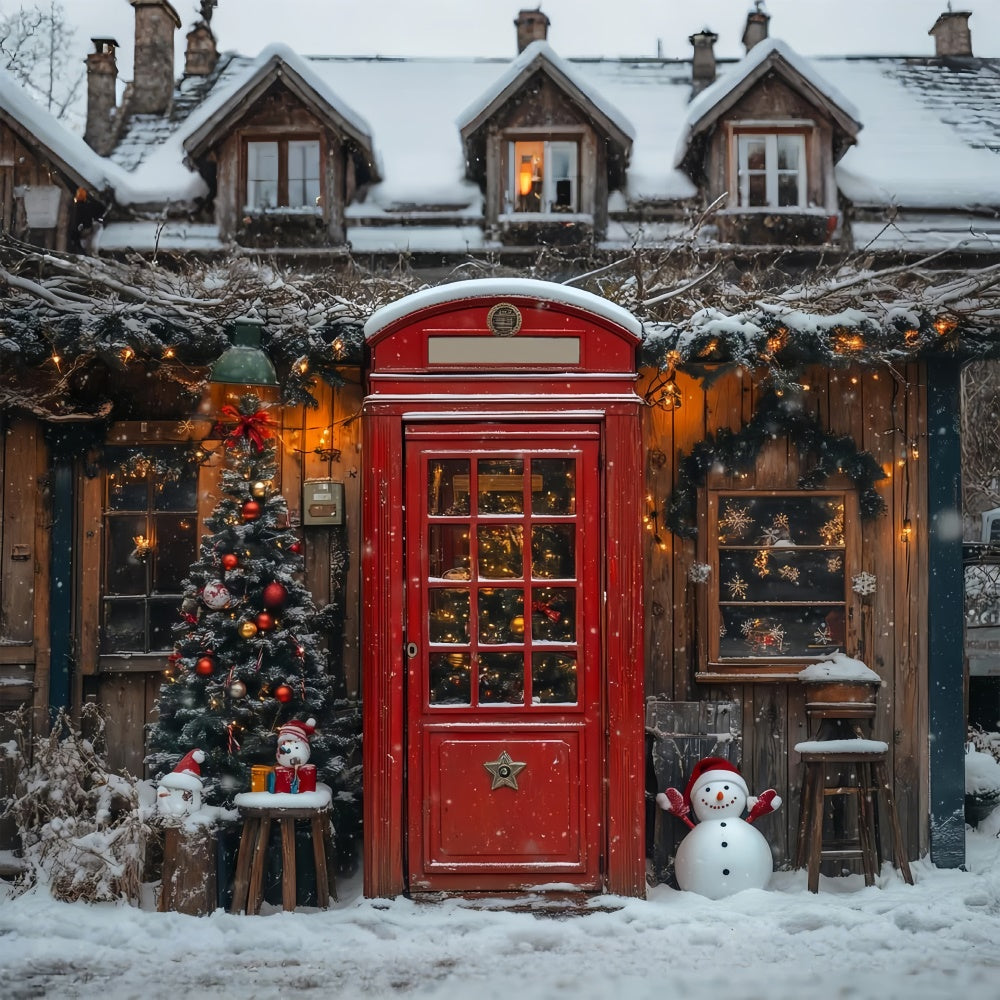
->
(734, 131, 806, 209)
(508, 139, 578, 214)
(245, 138, 321, 211)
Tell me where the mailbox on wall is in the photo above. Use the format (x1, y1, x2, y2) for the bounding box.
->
(302, 479, 344, 525)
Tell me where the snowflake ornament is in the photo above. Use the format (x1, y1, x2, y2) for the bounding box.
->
(688, 562, 712, 584)
(726, 574, 749, 599)
(778, 565, 800, 583)
(852, 570, 878, 596)
(719, 503, 753, 539)
(812, 622, 833, 645)
(826, 555, 843, 573)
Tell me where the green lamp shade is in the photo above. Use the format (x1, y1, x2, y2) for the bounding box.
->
(210, 319, 278, 386)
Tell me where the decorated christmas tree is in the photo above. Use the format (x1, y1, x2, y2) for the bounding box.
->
(147, 394, 359, 815)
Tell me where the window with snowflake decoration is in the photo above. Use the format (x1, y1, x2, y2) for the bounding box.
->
(704, 491, 857, 677)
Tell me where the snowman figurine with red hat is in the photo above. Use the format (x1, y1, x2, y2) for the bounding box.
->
(156, 749, 206, 819)
(656, 756, 781, 899)
(268, 718, 318, 794)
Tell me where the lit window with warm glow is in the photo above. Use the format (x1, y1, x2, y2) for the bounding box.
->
(508, 140, 578, 213)
(735, 133, 806, 209)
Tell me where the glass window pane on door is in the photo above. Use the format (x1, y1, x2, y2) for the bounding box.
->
(429, 589, 470, 643)
(478, 588, 524, 644)
(532, 652, 577, 703)
(479, 652, 525, 704)
(478, 459, 524, 513)
(430, 653, 472, 705)
(428, 524, 470, 579)
(429, 460, 470, 516)
(532, 524, 574, 579)
(531, 458, 576, 514)
(477, 525, 523, 578)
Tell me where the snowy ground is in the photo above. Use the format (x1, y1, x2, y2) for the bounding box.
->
(2, 823, 1000, 1000)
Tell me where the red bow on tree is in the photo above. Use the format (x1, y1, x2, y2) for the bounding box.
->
(217, 405, 273, 452)
(531, 600, 562, 622)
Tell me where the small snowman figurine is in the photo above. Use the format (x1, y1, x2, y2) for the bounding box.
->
(657, 756, 781, 899)
(268, 718, 318, 793)
(156, 749, 205, 819)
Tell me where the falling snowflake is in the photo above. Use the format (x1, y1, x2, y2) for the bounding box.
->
(813, 622, 833, 645)
(826, 555, 843, 573)
(720, 503, 752, 539)
(726, 574, 749, 599)
(688, 562, 712, 584)
(852, 570, 878, 596)
(778, 565, 800, 583)
(752, 549, 770, 577)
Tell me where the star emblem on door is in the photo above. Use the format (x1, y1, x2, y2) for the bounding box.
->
(483, 750, 527, 791)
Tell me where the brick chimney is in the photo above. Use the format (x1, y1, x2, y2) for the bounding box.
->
(515, 8, 550, 53)
(184, 21, 219, 77)
(689, 28, 719, 96)
(130, 0, 181, 114)
(85, 38, 119, 155)
(929, 9, 973, 57)
(741, 3, 770, 54)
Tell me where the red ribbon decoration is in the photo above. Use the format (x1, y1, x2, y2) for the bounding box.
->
(532, 600, 562, 623)
(217, 405, 273, 452)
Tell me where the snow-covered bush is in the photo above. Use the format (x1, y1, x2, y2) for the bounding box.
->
(2, 704, 153, 904)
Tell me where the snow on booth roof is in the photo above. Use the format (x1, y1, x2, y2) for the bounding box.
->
(363, 278, 645, 340)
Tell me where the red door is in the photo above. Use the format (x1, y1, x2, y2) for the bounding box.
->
(405, 423, 603, 892)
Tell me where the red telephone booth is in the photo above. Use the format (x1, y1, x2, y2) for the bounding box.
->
(361, 279, 645, 897)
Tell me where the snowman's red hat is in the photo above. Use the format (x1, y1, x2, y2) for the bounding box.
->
(160, 748, 205, 792)
(684, 757, 748, 807)
(278, 718, 316, 745)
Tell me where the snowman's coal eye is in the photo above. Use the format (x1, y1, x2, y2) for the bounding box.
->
(724, 784, 730, 790)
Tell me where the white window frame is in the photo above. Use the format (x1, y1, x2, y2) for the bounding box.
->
(245, 138, 322, 212)
(507, 139, 579, 214)
(735, 132, 806, 210)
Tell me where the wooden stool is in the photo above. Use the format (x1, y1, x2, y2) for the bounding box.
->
(794, 739, 914, 893)
(229, 801, 336, 914)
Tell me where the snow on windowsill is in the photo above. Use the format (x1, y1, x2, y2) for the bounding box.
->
(798, 653, 881, 684)
(243, 206, 323, 217)
(715, 206, 833, 217)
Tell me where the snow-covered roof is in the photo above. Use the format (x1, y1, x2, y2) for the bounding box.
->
(364, 277, 644, 340)
(0, 66, 121, 193)
(181, 44, 375, 162)
(6, 33, 999, 247)
(457, 40, 635, 147)
(675, 38, 863, 169)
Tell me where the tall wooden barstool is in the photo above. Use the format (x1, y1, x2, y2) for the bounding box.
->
(229, 786, 336, 914)
(793, 737, 914, 892)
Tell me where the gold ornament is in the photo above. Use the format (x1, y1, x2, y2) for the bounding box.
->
(510, 615, 525, 636)
(251, 481, 269, 499)
(238, 620, 258, 639)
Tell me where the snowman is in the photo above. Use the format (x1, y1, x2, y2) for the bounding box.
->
(657, 757, 780, 899)
(276, 718, 315, 769)
(156, 748, 205, 819)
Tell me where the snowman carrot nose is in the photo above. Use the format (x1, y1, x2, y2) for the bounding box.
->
(716, 790, 725, 801)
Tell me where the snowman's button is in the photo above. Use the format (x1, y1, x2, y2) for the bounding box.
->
(721, 841, 728, 847)
(723, 868, 730, 875)
(720, 821, 727, 827)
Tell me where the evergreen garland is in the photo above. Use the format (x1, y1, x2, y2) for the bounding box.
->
(665, 388, 888, 538)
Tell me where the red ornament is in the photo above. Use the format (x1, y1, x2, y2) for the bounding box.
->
(242, 500, 262, 521)
(262, 582, 287, 609)
(221, 553, 239, 571)
(274, 684, 293, 703)
(289, 540, 302, 554)
(195, 656, 215, 676)
(255, 612, 275, 631)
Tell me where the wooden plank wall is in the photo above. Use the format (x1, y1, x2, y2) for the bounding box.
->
(643, 363, 928, 866)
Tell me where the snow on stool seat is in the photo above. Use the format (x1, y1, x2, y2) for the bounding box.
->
(794, 740, 913, 892)
(230, 784, 336, 914)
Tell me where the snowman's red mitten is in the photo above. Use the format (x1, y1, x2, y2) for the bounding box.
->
(746, 789, 782, 824)
(655, 787, 695, 829)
